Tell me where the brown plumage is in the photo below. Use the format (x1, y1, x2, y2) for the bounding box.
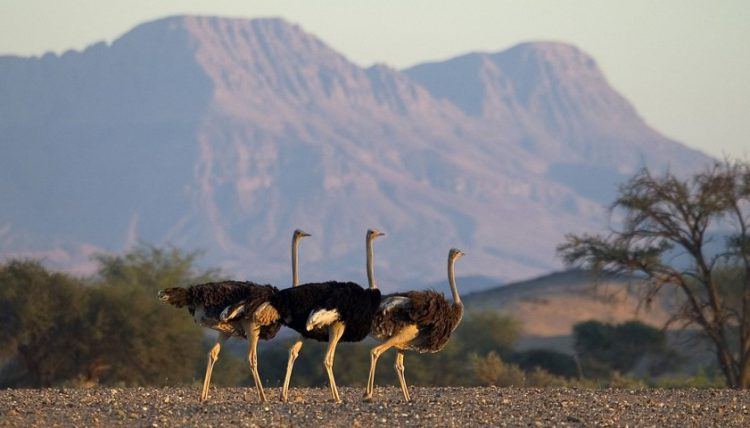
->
(159, 280, 281, 403)
(157, 227, 311, 403)
(371, 290, 463, 353)
(159, 281, 280, 339)
(364, 248, 465, 401)
(253, 302, 281, 326)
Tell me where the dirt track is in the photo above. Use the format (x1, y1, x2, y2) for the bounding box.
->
(1, 386, 748, 427)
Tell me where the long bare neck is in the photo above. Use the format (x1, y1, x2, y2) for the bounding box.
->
(448, 256, 461, 305)
(292, 236, 301, 287)
(366, 237, 377, 289)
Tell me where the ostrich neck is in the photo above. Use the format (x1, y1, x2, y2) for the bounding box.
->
(366, 238, 377, 289)
(292, 237, 301, 287)
(448, 256, 461, 305)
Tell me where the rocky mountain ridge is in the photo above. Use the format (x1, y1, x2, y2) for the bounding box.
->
(0, 16, 709, 290)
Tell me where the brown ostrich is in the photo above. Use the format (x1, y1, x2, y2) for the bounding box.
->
(364, 247, 465, 401)
(158, 229, 310, 402)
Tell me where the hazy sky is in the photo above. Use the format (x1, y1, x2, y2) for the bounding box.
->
(1, 0, 748, 158)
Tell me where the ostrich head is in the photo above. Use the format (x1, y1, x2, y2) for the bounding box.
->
(449, 248, 465, 261)
(367, 228, 385, 240)
(293, 229, 311, 239)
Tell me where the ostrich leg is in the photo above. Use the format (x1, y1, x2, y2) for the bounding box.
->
(280, 337, 304, 402)
(242, 320, 267, 402)
(394, 350, 411, 401)
(324, 322, 345, 403)
(364, 325, 418, 400)
(201, 332, 230, 402)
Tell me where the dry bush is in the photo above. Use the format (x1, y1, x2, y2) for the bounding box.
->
(471, 351, 525, 386)
(525, 367, 569, 387)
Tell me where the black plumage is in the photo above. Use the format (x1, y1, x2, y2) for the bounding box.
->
(269, 281, 382, 342)
(268, 228, 386, 403)
(372, 290, 463, 353)
(159, 281, 281, 339)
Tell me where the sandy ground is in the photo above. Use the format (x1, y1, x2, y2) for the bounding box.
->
(0, 386, 748, 427)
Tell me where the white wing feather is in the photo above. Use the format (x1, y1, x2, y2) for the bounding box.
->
(378, 296, 411, 313)
(305, 309, 340, 331)
(220, 301, 248, 322)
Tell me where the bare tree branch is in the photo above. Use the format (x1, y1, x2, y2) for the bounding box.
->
(558, 160, 750, 388)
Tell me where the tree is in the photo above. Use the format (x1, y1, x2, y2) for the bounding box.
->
(573, 320, 676, 378)
(87, 245, 219, 385)
(558, 160, 750, 388)
(455, 310, 520, 358)
(0, 260, 90, 386)
(0, 246, 222, 387)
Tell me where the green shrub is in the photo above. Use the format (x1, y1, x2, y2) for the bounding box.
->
(0, 246, 218, 387)
(0, 260, 90, 387)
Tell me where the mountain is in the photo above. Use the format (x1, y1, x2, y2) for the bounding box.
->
(463, 270, 674, 338)
(0, 16, 710, 289)
(405, 42, 707, 204)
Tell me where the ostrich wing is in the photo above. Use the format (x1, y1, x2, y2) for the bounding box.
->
(305, 309, 340, 331)
(378, 296, 412, 313)
(371, 295, 414, 339)
(220, 300, 249, 322)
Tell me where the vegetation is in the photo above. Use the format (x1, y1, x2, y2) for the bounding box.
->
(0, 260, 91, 387)
(0, 255, 529, 388)
(0, 244, 725, 389)
(0, 246, 217, 387)
(573, 320, 679, 379)
(510, 349, 578, 378)
(558, 160, 750, 388)
(472, 351, 526, 386)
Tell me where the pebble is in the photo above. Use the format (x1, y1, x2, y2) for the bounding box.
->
(0, 386, 748, 427)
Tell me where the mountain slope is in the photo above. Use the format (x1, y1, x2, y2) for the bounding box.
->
(405, 43, 708, 203)
(0, 16, 710, 289)
(463, 270, 674, 338)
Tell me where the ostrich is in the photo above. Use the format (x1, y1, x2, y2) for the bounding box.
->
(253, 229, 385, 403)
(364, 247, 465, 401)
(158, 281, 277, 402)
(157, 229, 310, 402)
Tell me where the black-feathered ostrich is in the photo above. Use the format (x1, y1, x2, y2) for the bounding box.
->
(251, 229, 385, 403)
(157, 229, 310, 402)
(364, 247, 465, 401)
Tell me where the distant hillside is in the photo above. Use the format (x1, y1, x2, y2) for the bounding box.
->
(0, 16, 710, 289)
(421, 274, 503, 295)
(463, 270, 676, 340)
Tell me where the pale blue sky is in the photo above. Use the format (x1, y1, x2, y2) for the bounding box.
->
(1, 0, 748, 158)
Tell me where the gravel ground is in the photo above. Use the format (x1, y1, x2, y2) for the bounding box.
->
(0, 386, 748, 427)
